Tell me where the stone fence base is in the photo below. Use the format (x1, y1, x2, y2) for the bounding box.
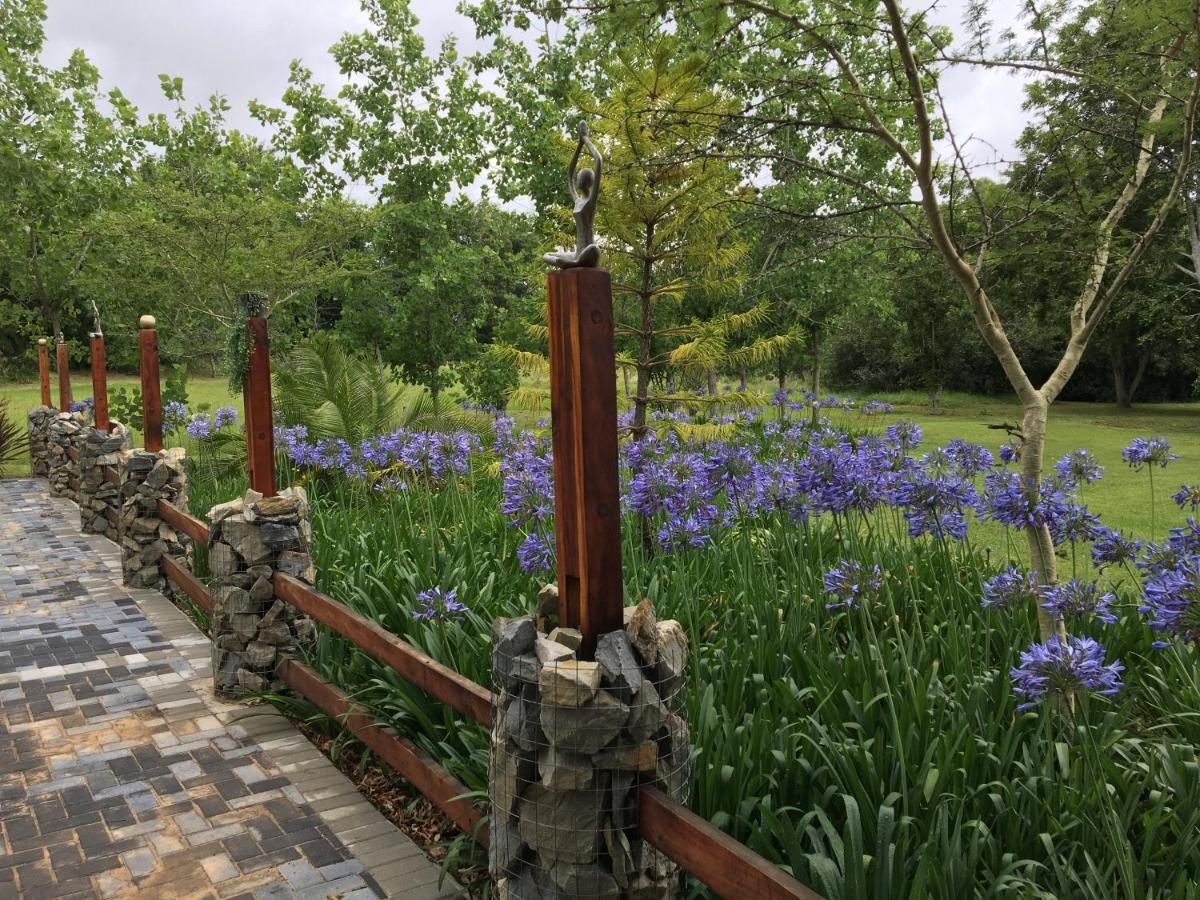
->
(27, 406, 53, 478)
(79, 423, 130, 539)
(120, 448, 190, 591)
(490, 594, 690, 900)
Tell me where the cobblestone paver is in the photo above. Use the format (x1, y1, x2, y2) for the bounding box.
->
(0, 479, 456, 898)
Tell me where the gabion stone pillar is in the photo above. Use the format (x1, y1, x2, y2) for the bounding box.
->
(47, 411, 85, 500)
(27, 406, 54, 478)
(120, 448, 190, 590)
(490, 596, 690, 900)
(209, 487, 315, 697)
(79, 422, 130, 539)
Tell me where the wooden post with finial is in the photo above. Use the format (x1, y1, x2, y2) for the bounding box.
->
(139, 316, 163, 452)
(38, 339, 52, 407)
(547, 266, 624, 659)
(55, 335, 72, 411)
(241, 293, 276, 498)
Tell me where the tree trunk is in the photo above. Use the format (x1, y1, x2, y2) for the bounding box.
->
(738, 366, 748, 391)
(1112, 346, 1151, 408)
(809, 332, 822, 425)
(622, 365, 631, 400)
(430, 383, 440, 419)
(1020, 399, 1067, 643)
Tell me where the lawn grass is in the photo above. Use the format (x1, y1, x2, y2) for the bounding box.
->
(0, 372, 238, 476)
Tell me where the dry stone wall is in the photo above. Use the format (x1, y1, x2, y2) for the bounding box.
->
(27, 406, 53, 478)
(120, 448, 190, 591)
(79, 422, 130, 539)
(490, 591, 690, 900)
(208, 487, 316, 697)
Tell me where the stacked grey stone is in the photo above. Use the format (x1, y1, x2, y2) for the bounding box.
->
(78, 422, 130, 539)
(490, 591, 690, 900)
(47, 411, 86, 501)
(208, 487, 317, 697)
(27, 406, 54, 478)
(120, 447, 190, 590)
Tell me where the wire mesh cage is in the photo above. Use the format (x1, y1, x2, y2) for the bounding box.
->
(490, 599, 690, 899)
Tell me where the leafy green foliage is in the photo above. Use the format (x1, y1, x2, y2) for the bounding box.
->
(108, 369, 189, 434)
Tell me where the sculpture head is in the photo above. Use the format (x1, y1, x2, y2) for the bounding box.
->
(575, 166, 595, 197)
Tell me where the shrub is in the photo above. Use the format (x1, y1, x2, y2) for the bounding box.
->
(0, 398, 28, 472)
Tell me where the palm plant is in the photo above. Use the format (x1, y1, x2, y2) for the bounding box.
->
(0, 398, 29, 475)
(273, 332, 490, 441)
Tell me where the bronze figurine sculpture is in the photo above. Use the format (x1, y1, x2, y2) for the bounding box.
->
(544, 121, 602, 269)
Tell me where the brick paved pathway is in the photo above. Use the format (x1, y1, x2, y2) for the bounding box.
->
(0, 479, 459, 899)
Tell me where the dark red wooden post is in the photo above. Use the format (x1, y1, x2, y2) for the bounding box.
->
(56, 336, 72, 411)
(242, 294, 276, 498)
(90, 332, 109, 432)
(139, 315, 163, 452)
(37, 339, 52, 407)
(547, 267, 624, 658)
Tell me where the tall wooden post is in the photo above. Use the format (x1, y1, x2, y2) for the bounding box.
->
(139, 315, 163, 452)
(547, 267, 624, 658)
(37, 339, 52, 407)
(56, 336, 72, 411)
(242, 293, 276, 498)
(90, 333, 109, 432)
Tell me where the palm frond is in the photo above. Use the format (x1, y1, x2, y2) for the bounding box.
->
(507, 387, 551, 412)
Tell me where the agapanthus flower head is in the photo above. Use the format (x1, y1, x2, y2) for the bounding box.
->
(213, 406, 238, 429)
(885, 421, 923, 452)
(1055, 449, 1103, 487)
(1174, 485, 1200, 512)
(891, 470, 977, 540)
(69, 397, 95, 415)
(1039, 579, 1116, 624)
(517, 532, 554, 573)
(981, 471, 1069, 531)
(822, 560, 884, 610)
(1010, 635, 1123, 711)
(997, 440, 1023, 465)
(185, 414, 213, 440)
(1122, 437, 1179, 470)
(412, 587, 467, 622)
(1140, 555, 1199, 643)
(1091, 527, 1143, 568)
(1049, 500, 1103, 546)
(981, 566, 1038, 610)
(945, 439, 995, 477)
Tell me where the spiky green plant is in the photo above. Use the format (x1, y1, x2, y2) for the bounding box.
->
(0, 398, 29, 473)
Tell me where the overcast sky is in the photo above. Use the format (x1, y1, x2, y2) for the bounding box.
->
(42, 0, 1033, 202)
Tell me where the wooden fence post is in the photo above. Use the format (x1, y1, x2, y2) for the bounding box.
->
(90, 332, 109, 432)
(546, 266, 624, 658)
(55, 335, 72, 411)
(139, 315, 163, 452)
(37, 338, 52, 407)
(242, 293, 276, 498)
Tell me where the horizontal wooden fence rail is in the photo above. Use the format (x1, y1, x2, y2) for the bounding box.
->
(273, 574, 492, 726)
(161, 554, 213, 613)
(156, 498, 210, 544)
(278, 659, 488, 846)
(638, 787, 821, 900)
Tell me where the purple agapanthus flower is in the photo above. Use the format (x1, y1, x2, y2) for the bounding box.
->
(214, 406, 238, 429)
(981, 566, 1038, 610)
(1122, 437, 1179, 470)
(69, 397, 95, 415)
(186, 414, 213, 440)
(885, 421, 923, 453)
(1055, 449, 1103, 487)
(1140, 555, 1199, 644)
(891, 470, 977, 540)
(412, 587, 467, 622)
(822, 560, 884, 610)
(1010, 635, 1124, 711)
(1039, 579, 1117, 624)
(981, 471, 1069, 532)
(1175, 485, 1200, 512)
(945, 439, 995, 477)
(1091, 527, 1143, 568)
(998, 440, 1022, 465)
(1049, 501, 1103, 546)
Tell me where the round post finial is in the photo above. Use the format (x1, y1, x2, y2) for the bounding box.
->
(38, 338, 46, 346)
(139, 315, 156, 329)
